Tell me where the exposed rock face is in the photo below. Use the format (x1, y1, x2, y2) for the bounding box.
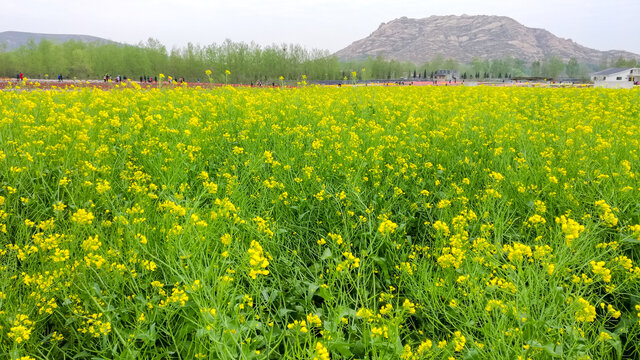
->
(0, 31, 115, 51)
(335, 15, 639, 64)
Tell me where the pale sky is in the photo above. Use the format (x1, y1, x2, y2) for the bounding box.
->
(2, 0, 639, 54)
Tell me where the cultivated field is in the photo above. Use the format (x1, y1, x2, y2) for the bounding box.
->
(0, 85, 639, 359)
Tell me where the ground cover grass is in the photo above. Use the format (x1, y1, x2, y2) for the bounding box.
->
(0, 84, 639, 359)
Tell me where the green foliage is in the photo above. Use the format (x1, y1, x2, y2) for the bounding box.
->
(566, 58, 580, 78)
(542, 56, 565, 79)
(0, 37, 627, 81)
(0, 39, 343, 82)
(614, 57, 638, 68)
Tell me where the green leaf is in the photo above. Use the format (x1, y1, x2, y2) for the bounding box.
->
(261, 287, 279, 303)
(72, 351, 91, 359)
(620, 236, 640, 244)
(463, 348, 481, 360)
(330, 341, 353, 357)
(307, 283, 319, 300)
(541, 343, 563, 357)
(528, 340, 563, 357)
(136, 323, 157, 344)
(602, 329, 622, 360)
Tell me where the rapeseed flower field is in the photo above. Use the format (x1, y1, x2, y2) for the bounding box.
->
(0, 84, 639, 359)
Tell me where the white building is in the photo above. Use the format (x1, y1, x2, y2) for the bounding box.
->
(592, 67, 640, 88)
(434, 70, 459, 82)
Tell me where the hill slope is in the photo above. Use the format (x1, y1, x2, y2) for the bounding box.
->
(335, 15, 639, 64)
(0, 31, 115, 51)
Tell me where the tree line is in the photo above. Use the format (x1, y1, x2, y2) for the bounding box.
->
(0, 38, 636, 82)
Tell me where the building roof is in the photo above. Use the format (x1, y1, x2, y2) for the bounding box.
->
(434, 70, 457, 75)
(592, 67, 633, 76)
(512, 76, 549, 81)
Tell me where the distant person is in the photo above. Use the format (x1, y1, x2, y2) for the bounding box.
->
(16, 73, 20, 81)
(19, 73, 24, 81)
(58, 74, 63, 82)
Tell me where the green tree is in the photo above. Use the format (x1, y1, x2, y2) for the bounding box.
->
(566, 58, 580, 78)
(614, 57, 637, 68)
(542, 56, 565, 79)
(531, 60, 542, 77)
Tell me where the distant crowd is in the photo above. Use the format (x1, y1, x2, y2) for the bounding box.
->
(15, 72, 65, 82)
(101, 75, 192, 83)
(9, 72, 193, 84)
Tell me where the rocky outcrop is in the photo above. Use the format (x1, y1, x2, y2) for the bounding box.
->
(335, 15, 639, 64)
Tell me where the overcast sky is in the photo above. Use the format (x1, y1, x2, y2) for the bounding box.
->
(2, 0, 639, 54)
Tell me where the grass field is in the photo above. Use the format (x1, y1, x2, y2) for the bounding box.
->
(0, 85, 639, 359)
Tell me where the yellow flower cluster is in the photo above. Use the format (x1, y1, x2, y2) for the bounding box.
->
(432, 220, 450, 236)
(555, 215, 584, 246)
(247, 240, 269, 279)
(336, 251, 360, 272)
(595, 200, 618, 227)
(590, 261, 612, 283)
(8, 314, 34, 344)
(287, 320, 308, 333)
(437, 247, 465, 269)
(485, 299, 507, 313)
(306, 313, 322, 328)
(629, 224, 640, 240)
(575, 298, 596, 323)
(371, 325, 389, 339)
(71, 208, 95, 225)
(503, 242, 532, 263)
(378, 219, 398, 235)
(402, 299, 416, 314)
(527, 214, 546, 227)
(453, 331, 466, 352)
(77, 313, 111, 337)
(598, 332, 612, 342)
(312, 342, 330, 360)
(159, 286, 189, 307)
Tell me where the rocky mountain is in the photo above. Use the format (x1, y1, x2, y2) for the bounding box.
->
(335, 15, 639, 64)
(0, 31, 115, 51)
